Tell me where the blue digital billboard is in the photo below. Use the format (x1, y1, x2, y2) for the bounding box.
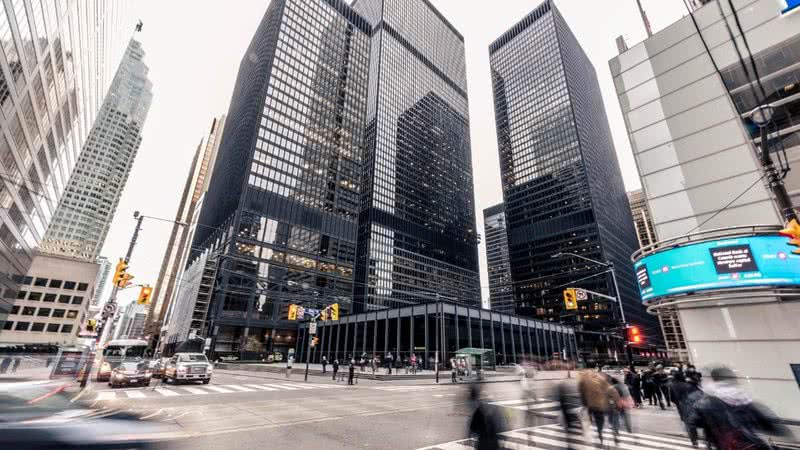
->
(784, 0, 800, 14)
(634, 235, 800, 302)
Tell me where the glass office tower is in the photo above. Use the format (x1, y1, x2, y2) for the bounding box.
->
(352, 0, 481, 311)
(490, 0, 652, 335)
(190, 0, 371, 358)
(0, 1, 133, 324)
(483, 203, 514, 314)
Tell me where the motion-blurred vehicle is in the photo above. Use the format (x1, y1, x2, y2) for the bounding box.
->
(0, 380, 171, 448)
(164, 353, 212, 384)
(109, 361, 152, 388)
(96, 339, 149, 382)
(147, 358, 168, 378)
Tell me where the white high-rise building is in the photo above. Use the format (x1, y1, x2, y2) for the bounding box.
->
(40, 39, 153, 261)
(113, 301, 146, 340)
(91, 256, 111, 307)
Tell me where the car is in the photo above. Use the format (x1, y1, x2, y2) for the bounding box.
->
(109, 361, 152, 388)
(164, 353, 213, 385)
(147, 358, 168, 378)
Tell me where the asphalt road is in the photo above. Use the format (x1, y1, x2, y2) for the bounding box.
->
(78, 370, 773, 450)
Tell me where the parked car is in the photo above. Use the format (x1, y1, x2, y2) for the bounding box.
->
(164, 353, 212, 384)
(109, 361, 152, 388)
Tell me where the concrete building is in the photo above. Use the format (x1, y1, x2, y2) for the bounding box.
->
(113, 301, 146, 340)
(483, 203, 514, 314)
(146, 116, 225, 341)
(0, 254, 98, 345)
(627, 190, 656, 250)
(40, 39, 153, 261)
(91, 256, 111, 307)
(613, 0, 800, 420)
(0, 1, 134, 325)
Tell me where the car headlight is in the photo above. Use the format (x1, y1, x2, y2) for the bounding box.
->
(101, 363, 111, 372)
(114, 373, 124, 379)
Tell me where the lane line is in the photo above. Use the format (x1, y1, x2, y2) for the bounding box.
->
(223, 385, 255, 392)
(280, 383, 314, 389)
(245, 384, 278, 391)
(263, 384, 298, 390)
(203, 386, 234, 393)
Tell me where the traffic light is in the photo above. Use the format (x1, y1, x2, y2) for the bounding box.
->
(320, 309, 329, 321)
(331, 303, 339, 321)
(86, 319, 97, 332)
(563, 288, 577, 310)
(627, 325, 642, 345)
(137, 285, 153, 305)
(112, 259, 132, 287)
(311, 336, 319, 347)
(288, 304, 298, 321)
(779, 218, 800, 254)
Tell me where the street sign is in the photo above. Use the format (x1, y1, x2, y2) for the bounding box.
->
(309, 322, 317, 335)
(204, 338, 211, 351)
(101, 302, 117, 319)
(575, 289, 588, 301)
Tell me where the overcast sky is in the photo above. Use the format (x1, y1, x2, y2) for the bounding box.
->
(101, 0, 687, 307)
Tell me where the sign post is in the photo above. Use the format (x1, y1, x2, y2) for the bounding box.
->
(304, 320, 316, 382)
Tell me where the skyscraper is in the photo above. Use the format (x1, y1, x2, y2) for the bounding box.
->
(91, 256, 112, 306)
(190, 0, 371, 358)
(627, 190, 656, 250)
(0, 1, 134, 324)
(351, 0, 480, 311)
(483, 203, 514, 314)
(490, 0, 652, 335)
(40, 39, 152, 261)
(146, 115, 225, 340)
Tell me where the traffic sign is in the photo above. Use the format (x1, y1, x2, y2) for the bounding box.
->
(575, 289, 588, 301)
(101, 302, 117, 318)
(309, 322, 317, 335)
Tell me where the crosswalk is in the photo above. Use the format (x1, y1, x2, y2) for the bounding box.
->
(373, 385, 451, 392)
(419, 423, 698, 450)
(488, 397, 580, 418)
(91, 382, 345, 401)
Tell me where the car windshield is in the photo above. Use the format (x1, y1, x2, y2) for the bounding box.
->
(178, 354, 208, 363)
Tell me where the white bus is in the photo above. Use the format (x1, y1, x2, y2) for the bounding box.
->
(96, 339, 149, 381)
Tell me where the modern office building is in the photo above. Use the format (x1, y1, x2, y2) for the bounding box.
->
(40, 39, 152, 261)
(91, 256, 111, 307)
(489, 1, 653, 345)
(483, 203, 514, 314)
(113, 301, 145, 340)
(146, 115, 225, 340)
(351, 0, 481, 312)
(0, 253, 97, 345)
(627, 190, 656, 249)
(189, 0, 372, 359)
(0, 1, 134, 325)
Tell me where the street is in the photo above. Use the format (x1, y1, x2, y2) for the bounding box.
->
(74, 370, 720, 450)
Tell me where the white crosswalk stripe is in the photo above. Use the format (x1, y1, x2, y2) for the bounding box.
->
(154, 388, 180, 396)
(203, 385, 234, 393)
(124, 390, 146, 399)
(94, 391, 117, 401)
(488, 398, 580, 417)
(264, 383, 299, 390)
(245, 384, 278, 391)
(92, 382, 350, 401)
(222, 385, 255, 392)
(182, 387, 209, 395)
(418, 424, 699, 450)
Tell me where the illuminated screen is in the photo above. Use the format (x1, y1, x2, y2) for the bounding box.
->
(634, 235, 800, 302)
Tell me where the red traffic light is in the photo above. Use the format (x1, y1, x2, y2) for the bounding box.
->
(627, 325, 642, 345)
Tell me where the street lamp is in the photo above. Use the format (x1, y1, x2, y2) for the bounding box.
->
(550, 252, 626, 324)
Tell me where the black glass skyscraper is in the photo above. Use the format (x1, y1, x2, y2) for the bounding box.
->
(490, 1, 654, 336)
(190, 0, 371, 357)
(351, 0, 481, 311)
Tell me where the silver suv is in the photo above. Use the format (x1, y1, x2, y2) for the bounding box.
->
(164, 353, 213, 384)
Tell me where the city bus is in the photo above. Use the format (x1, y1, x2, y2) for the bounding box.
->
(96, 339, 149, 381)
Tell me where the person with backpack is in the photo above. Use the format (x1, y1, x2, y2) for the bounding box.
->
(578, 370, 619, 445)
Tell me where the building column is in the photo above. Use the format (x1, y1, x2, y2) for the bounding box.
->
(467, 309, 472, 348)
(343, 318, 350, 360)
(362, 319, 368, 356)
(372, 314, 378, 358)
(410, 306, 415, 357)
(334, 321, 341, 361)
(526, 323, 533, 361)
(383, 309, 389, 357)
(424, 306, 429, 368)
(490, 311, 496, 361)
(510, 320, 517, 364)
(453, 305, 459, 353)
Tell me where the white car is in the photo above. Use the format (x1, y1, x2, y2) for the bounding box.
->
(164, 353, 213, 384)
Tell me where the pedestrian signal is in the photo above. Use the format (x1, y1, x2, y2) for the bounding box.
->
(113, 259, 133, 287)
(627, 325, 642, 344)
(311, 336, 319, 347)
(137, 285, 153, 305)
(320, 309, 328, 321)
(779, 218, 800, 254)
(563, 288, 577, 310)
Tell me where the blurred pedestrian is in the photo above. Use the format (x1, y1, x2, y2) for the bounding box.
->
(321, 355, 328, 374)
(469, 383, 503, 450)
(285, 355, 293, 379)
(451, 359, 458, 383)
(670, 370, 702, 447)
(625, 367, 643, 407)
(556, 381, 581, 437)
(332, 358, 339, 381)
(578, 370, 619, 445)
(609, 376, 634, 434)
(642, 367, 656, 406)
(11, 357, 21, 373)
(410, 354, 417, 374)
(387, 352, 393, 375)
(348, 358, 355, 385)
(653, 365, 670, 408)
(685, 364, 702, 385)
(0, 357, 10, 374)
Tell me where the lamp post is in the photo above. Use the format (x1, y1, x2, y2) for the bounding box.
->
(550, 252, 626, 324)
(748, 104, 796, 221)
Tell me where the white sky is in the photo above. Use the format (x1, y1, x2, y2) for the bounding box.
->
(101, 0, 687, 307)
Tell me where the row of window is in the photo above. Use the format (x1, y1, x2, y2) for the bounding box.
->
(16, 290, 83, 304)
(12, 275, 88, 291)
(9, 305, 79, 319)
(3, 320, 73, 333)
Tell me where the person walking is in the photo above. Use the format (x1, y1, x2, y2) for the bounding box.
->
(348, 356, 356, 385)
(609, 376, 634, 434)
(624, 368, 643, 407)
(469, 383, 503, 450)
(410, 354, 417, 374)
(321, 355, 328, 374)
(653, 365, 670, 409)
(332, 359, 340, 381)
(285, 355, 294, 379)
(450, 359, 458, 383)
(11, 357, 21, 373)
(642, 367, 657, 407)
(387, 352, 393, 375)
(578, 370, 618, 446)
(670, 371, 702, 447)
(0, 357, 11, 374)
(360, 353, 367, 372)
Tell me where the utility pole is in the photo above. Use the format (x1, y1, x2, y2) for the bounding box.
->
(635, 0, 653, 38)
(750, 105, 797, 222)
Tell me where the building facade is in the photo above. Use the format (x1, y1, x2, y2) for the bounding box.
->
(146, 115, 225, 340)
(160, 249, 215, 353)
(627, 190, 656, 249)
(351, 0, 481, 311)
(40, 39, 152, 261)
(113, 301, 145, 340)
(0, 1, 134, 325)
(0, 253, 97, 345)
(91, 256, 111, 307)
(483, 203, 514, 314)
(490, 1, 653, 341)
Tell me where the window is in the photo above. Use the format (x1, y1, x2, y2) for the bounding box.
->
(10, 305, 18, 314)
(42, 293, 55, 302)
(60, 324, 73, 333)
(77, 282, 88, 291)
(36, 307, 50, 317)
(14, 321, 29, 331)
(22, 306, 35, 316)
(46, 323, 59, 332)
(28, 292, 42, 301)
(2, 321, 12, 330)
(63, 281, 76, 289)
(34, 277, 48, 287)
(57, 295, 70, 303)
(31, 323, 44, 332)
(21, 276, 32, 285)
(51, 309, 65, 318)
(66, 310, 77, 319)
(15, 290, 26, 299)
(48, 279, 62, 288)
(71, 296, 83, 305)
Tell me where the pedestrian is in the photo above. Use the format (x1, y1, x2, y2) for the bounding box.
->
(348, 356, 355, 385)
(371, 355, 377, 375)
(285, 355, 293, 379)
(11, 357, 20, 373)
(360, 355, 366, 373)
(577, 370, 618, 445)
(642, 367, 657, 407)
(609, 376, 634, 434)
(556, 381, 581, 438)
(669, 370, 702, 447)
(653, 365, 670, 409)
(321, 355, 328, 374)
(332, 358, 339, 381)
(450, 359, 458, 383)
(410, 354, 417, 375)
(387, 352, 393, 375)
(468, 383, 503, 450)
(624, 367, 642, 407)
(0, 357, 10, 374)
(685, 364, 702, 385)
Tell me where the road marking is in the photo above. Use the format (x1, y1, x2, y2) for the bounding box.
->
(204, 385, 234, 393)
(246, 384, 278, 391)
(280, 383, 314, 389)
(139, 408, 164, 420)
(155, 388, 180, 396)
(124, 390, 146, 399)
(263, 384, 298, 390)
(182, 387, 209, 395)
(223, 385, 255, 392)
(95, 391, 117, 401)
